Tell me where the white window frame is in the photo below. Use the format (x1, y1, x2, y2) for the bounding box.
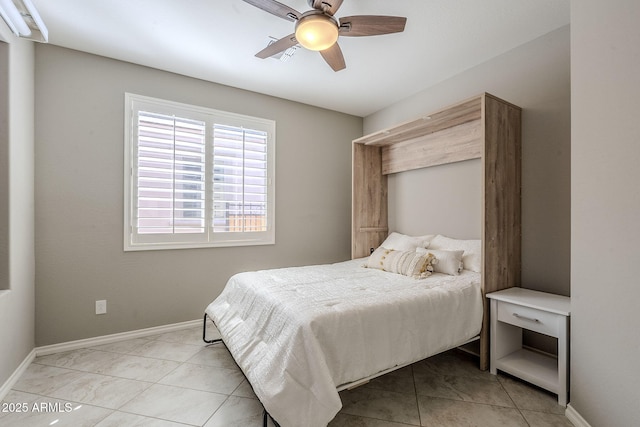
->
(124, 93, 275, 251)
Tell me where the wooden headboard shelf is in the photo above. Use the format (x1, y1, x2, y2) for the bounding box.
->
(354, 96, 482, 147)
(352, 92, 522, 370)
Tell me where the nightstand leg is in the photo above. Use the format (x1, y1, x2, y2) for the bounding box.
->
(557, 316, 569, 406)
(490, 299, 497, 374)
(490, 299, 522, 375)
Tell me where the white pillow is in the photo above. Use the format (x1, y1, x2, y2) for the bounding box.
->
(416, 234, 436, 245)
(380, 232, 430, 252)
(429, 235, 482, 273)
(366, 247, 435, 279)
(416, 248, 464, 275)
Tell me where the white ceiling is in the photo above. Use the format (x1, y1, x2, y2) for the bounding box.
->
(32, 0, 569, 117)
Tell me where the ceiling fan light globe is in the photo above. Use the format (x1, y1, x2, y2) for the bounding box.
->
(295, 14, 339, 51)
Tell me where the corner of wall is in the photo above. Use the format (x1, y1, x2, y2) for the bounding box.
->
(0, 35, 36, 391)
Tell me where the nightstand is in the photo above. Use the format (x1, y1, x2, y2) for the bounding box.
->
(487, 287, 570, 406)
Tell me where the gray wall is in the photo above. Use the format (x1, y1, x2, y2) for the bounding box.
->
(364, 26, 571, 299)
(388, 159, 483, 240)
(0, 37, 36, 388)
(34, 45, 362, 346)
(571, 0, 640, 425)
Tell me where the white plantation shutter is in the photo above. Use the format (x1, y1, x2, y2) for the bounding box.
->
(136, 112, 206, 235)
(125, 94, 275, 251)
(212, 125, 268, 233)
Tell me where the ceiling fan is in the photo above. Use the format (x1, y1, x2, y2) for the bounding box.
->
(243, 0, 407, 72)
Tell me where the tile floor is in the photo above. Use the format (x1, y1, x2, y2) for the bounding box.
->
(1, 324, 573, 426)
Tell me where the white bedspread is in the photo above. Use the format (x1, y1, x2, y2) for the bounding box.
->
(205, 259, 482, 427)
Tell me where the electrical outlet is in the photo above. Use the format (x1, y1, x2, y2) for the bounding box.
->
(95, 300, 107, 315)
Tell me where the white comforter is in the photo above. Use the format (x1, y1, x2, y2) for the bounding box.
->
(205, 259, 482, 427)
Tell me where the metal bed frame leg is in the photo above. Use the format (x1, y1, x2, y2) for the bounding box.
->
(202, 313, 223, 344)
(263, 409, 280, 427)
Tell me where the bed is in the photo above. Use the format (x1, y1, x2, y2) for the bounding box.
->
(203, 93, 522, 427)
(205, 246, 483, 427)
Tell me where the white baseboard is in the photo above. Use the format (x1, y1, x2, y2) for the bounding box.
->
(566, 404, 593, 427)
(0, 348, 36, 402)
(1, 319, 202, 401)
(36, 318, 202, 356)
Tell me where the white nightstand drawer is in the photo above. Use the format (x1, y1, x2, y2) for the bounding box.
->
(497, 301, 560, 337)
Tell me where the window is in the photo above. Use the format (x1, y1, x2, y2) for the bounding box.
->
(124, 93, 275, 251)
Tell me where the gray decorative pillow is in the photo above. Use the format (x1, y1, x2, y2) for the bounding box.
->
(429, 235, 482, 272)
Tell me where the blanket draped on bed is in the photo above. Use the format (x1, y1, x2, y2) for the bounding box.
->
(206, 259, 482, 427)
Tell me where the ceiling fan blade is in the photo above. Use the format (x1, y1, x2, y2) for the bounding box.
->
(311, 0, 344, 16)
(319, 42, 346, 72)
(242, 0, 301, 21)
(255, 33, 298, 59)
(339, 15, 407, 37)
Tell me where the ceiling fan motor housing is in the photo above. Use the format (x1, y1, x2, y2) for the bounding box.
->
(307, 0, 324, 9)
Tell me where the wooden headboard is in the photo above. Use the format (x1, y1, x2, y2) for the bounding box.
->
(351, 93, 522, 370)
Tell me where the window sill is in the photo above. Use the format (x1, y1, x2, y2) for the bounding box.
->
(124, 239, 275, 252)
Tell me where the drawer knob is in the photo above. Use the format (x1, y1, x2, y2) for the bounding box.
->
(513, 313, 540, 323)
